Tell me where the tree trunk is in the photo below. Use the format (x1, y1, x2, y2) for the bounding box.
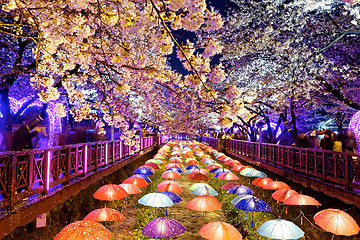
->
(0, 89, 13, 151)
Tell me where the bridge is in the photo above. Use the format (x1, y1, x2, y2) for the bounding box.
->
(202, 137, 360, 208)
(0, 136, 168, 239)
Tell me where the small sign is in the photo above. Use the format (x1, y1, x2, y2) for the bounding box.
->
(36, 213, 46, 228)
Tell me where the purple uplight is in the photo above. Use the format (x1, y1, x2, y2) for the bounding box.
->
(9, 97, 43, 115)
(46, 151, 51, 191)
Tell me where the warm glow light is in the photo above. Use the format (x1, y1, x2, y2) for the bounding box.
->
(46, 151, 51, 191)
(84, 145, 88, 173)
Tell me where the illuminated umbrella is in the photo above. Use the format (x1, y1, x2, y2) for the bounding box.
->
(186, 195, 221, 224)
(157, 182, 183, 193)
(214, 168, 232, 174)
(160, 191, 182, 203)
(252, 177, 273, 187)
(157, 180, 181, 188)
(54, 221, 111, 240)
(170, 158, 182, 163)
(189, 169, 209, 176)
(186, 164, 200, 171)
(264, 181, 291, 190)
(207, 164, 222, 170)
(119, 183, 141, 195)
(199, 220, 243, 240)
(93, 184, 127, 201)
(166, 166, 183, 173)
(221, 182, 241, 191)
(228, 185, 254, 195)
(138, 193, 174, 208)
(133, 166, 154, 175)
(165, 163, 183, 169)
(217, 172, 239, 181)
(123, 176, 149, 188)
(142, 217, 186, 238)
(192, 185, 218, 196)
(236, 166, 254, 173)
(231, 165, 244, 171)
(243, 170, 267, 178)
(131, 174, 151, 182)
(283, 194, 321, 207)
(230, 195, 253, 205)
(210, 168, 221, 173)
(313, 209, 360, 238)
(227, 160, 241, 167)
(189, 183, 212, 191)
(204, 159, 217, 165)
(83, 208, 126, 222)
(144, 162, 160, 170)
(161, 171, 182, 180)
(272, 189, 299, 203)
(189, 172, 210, 181)
(235, 196, 272, 227)
(146, 159, 164, 164)
(257, 218, 304, 240)
(239, 168, 257, 176)
(186, 159, 199, 165)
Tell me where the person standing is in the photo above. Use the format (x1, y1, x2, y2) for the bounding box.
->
(320, 130, 334, 151)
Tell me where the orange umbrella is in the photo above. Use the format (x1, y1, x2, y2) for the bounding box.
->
(199, 220, 243, 240)
(118, 183, 141, 195)
(93, 184, 127, 201)
(186, 195, 221, 224)
(170, 158, 182, 163)
(252, 177, 273, 188)
(122, 177, 149, 188)
(221, 182, 241, 191)
(185, 151, 193, 158)
(187, 159, 199, 165)
(165, 163, 183, 169)
(189, 169, 209, 175)
(83, 208, 126, 222)
(189, 172, 210, 181)
(231, 165, 244, 172)
(161, 171, 182, 179)
(157, 183, 183, 193)
(284, 194, 321, 206)
(54, 221, 111, 240)
(263, 181, 291, 190)
(217, 172, 239, 181)
(272, 189, 299, 203)
(314, 209, 360, 238)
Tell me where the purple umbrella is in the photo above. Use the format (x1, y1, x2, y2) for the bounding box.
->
(131, 174, 151, 182)
(160, 191, 182, 203)
(142, 217, 186, 238)
(228, 185, 254, 195)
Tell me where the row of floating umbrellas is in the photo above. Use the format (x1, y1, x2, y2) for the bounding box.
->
(53, 140, 360, 240)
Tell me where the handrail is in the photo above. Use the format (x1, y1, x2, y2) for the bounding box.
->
(0, 137, 159, 212)
(203, 137, 360, 190)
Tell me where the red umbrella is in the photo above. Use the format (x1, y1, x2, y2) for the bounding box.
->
(207, 164, 221, 170)
(236, 165, 253, 172)
(263, 181, 291, 190)
(186, 195, 221, 224)
(272, 189, 299, 203)
(122, 177, 149, 188)
(217, 173, 239, 181)
(189, 173, 210, 181)
(157, 183, 183, 193)
(284, 194, 321, 206)
(165, 163, 183, 169)
(170, 158, 182, 163)
(161, 171, 182, 179)
(118, 183, 141, 195)
(54, 221, 111, 240)
(187, 159, 199, 165)
(157, 180, 181, 188)
(93, 184, 127, 201)
(252, 177, 273, 187)
(144, 162, 160, 170)
(231, 165, 244, 172)
(221, 182, 241, 191)
(83, 208, 126, 222)
(199, 220, 243, 240)
(185, 151, 193, 158)
(218, 155, 227, 161)
(314, 209, 360, 238)
(189, 169, 209, 175)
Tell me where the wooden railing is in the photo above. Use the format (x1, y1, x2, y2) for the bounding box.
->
(0, 137, 155, 212)
(204, 137, 360, 190)
(202, 136, 219, 150)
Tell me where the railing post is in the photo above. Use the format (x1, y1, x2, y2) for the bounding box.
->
(42, 151, 49, 196)
(322, 152, 326, 181)
(112, 141, 115, 162)
(94, 143, 98, 171)
(258, 143, 261, 161)
(66, 147, 71, 185)
(82, 145, 88, 177)
(9, 154, 17, 211)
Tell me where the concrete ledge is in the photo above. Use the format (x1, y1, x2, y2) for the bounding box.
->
(225, 149, 360, 209)
(0, 147, 154, 239)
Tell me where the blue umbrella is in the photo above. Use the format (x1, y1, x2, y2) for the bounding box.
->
(133, 166, 153, 175)
(166, 167, 183, 173)
(210, 168, 219, 173)
(231, 195, 253, 205)
(186, 165, 199, 171)
(131, 174, 151, 182)
(243, 170, 267, 178)
(139, 192, 174, 218)
(228, 185, 254, 195)
(214, 168, 231, 174)
(257, 218, 304, 240)
(160, 192, 182, 203)
(235, 196, 272, 227)
(192, 185, 218, 196)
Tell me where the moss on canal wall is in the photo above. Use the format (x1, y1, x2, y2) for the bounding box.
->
(3, 150, 155, 240)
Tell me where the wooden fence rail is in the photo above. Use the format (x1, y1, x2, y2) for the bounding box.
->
(202, 137, 360, 190)
(0, 137, 161, 212)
